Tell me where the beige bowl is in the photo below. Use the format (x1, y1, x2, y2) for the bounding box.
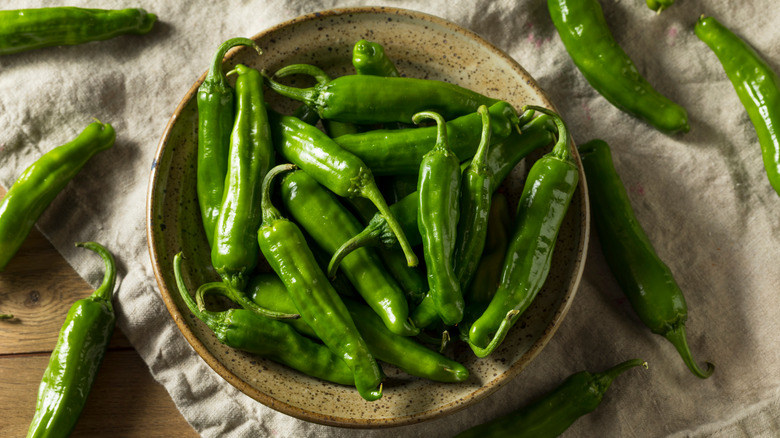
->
(147, 6, 589, 428)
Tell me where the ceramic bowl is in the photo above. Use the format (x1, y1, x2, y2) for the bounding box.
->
(147, 6, 589, 428)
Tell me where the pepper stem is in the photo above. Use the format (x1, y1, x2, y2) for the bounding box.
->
(195, 281, 300, 320)
(592, 358, 647, 392)
(76, 241, 116, 306)
(468, 309, 520, 358)
(173, 252, 218, 327)
(664, 322, 714, 378)
(522, 105, 570, 161)
(273, 63, 332, 84)
(413, 111, 452, 155)
(360, 182, 418, 267)
(204, 37, 261, 86)
(467, 105, 492, 174)
(328, 232, 372, 278)
(261, 164, 298, 225)
(261, 70, 318, 107)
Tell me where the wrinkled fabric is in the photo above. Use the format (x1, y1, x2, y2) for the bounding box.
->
(1, 0, 779, 436)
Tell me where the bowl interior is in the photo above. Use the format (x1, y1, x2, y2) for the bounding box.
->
(147, 6, 589, 428)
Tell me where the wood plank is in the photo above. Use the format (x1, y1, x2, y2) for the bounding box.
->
(0, 348, 197, 437)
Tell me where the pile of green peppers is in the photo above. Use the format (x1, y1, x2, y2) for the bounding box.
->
(181, 36, 578, 405)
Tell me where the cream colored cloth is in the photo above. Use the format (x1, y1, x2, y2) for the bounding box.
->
(1, 0, 779, 436)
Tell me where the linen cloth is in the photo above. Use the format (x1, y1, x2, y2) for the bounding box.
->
(2, 0, 779, 436)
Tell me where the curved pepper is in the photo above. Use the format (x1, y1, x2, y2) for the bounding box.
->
(329, 112, 554, 276)
(455, 359, 646, 438)
(280, 169, 418, 336)
(257, 164, 384, 401)
(211, 64, 274, 290)
(415, 111, 464, 326)
(263, 67, 499, 124)
(547, 0, 689, 133)
(173, 255, 354, 385)
(268, 110, 418, 268)
(0, 7, 156, 55)
(695, 16, 780, 197)
(0, 121, 115, 272)
(27, 242, 116, 438)
(468, 106, 579, 357)
(197, 37, 261, 246)
(579, 139, 714, 378)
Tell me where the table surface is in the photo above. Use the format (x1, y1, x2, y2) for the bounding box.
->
(0, 186, 197, 437)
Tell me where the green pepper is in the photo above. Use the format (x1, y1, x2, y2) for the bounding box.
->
(457, 193, 512, 341)
(279, 169, 418, 336)
(247, 273, 319, 339)
(646, 0, 674, 13)
(328, 113, 554, 274)
(415, 110, 464, 326)
(547, 0, 689, 134)
(695, 16, 780, 197)
(578, 139, 714, 378)
(0, 7, 156, 55)
(455, 359, 646, 438)
(0, 121, 115, 272)
(211, 64, 274, 291)
(197, 37, 261, 247)
(268, 110, 418, 268)
(173, 255, 354, 385)
(332, 101, 520, 175)
(453, 105, 493, 290)
(27, 242, 116, 438)
(257, 164, 384, 401)
(352, 39, 400, 77)
(468, 106, 579, 357)
(263, 67, 500, 125)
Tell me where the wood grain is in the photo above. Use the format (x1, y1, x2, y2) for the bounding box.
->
(0, 186, 197, 437)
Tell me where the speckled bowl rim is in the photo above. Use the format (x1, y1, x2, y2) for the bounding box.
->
(147, 6, 590, 429)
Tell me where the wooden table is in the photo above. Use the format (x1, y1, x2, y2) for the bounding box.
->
(0, 188, 197, 437)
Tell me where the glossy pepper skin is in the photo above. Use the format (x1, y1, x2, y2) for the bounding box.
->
(415, 111, 464, 326)
(696, 16, 780, 197)
(0, 7, 156, 55)
(352, 39, 400, 77)
(264, 67, 500, 125)
(211, 64, 274, 291)
(547, 0, 689, 134)
(268, 110, 418, 268)
(455, 359, 646, 438)
(27, 242, 116, 438)
(280, 169, 418, 336)
(468, 107, 579, 357)
(453, 105, 493, 291)
(197, 38, 261, 246)
(578, 139, 714, 378)
(246, 273, 468, 383)
(257, 164, 384, 401)
(329, 113, 555, 277)
(0, 121, 115, 272)
(333, 101, 520, 175)
(173, 255, 353, 386)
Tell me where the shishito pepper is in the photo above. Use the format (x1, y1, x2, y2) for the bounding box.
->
(415, 110, 465, 326)
(468, 106, 579, 357)
(695, 16, 780, 197)
(279, 169, 418, 336)
(173, 255, 354, 386)
(0, 121, 115, 272)
(27, 242, 117, 438)
(211, 64, 274, 291)
(455, 359, 646, 438)
(579, 139, 714, 378)
(268, 110, 418, 268)
(0, 7, 156, 55)
(263, 67, 500, 125)
(197, 37, 261, 246)
(257, 164, 384, 401)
